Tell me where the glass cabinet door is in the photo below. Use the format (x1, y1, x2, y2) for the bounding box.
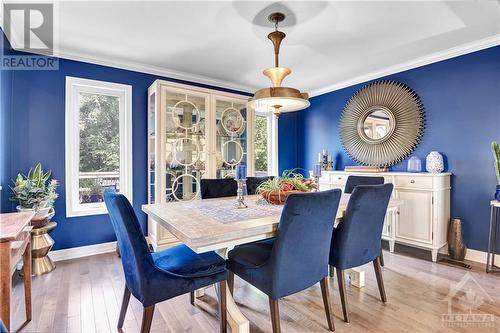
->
(213, 96, 250, 179)
(161, 87, 209, 201)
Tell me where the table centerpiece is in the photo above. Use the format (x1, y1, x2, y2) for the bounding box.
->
(257, 169, 316, 205)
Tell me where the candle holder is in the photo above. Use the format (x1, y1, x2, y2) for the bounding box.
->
(314, 176, 320, 192)
(236, 179, 248, 209)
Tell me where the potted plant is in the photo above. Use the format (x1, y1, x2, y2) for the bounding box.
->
(10, 163, 59, 219)
(89, 180, 103, 203)
(257, 169, 316, 205)
(492, 141, 500, 201)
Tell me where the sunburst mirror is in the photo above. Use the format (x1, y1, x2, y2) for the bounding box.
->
(339, 80, 425, 166)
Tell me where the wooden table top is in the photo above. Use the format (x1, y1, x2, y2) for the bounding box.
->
(0, 212, 35, 242)
(143, 194, 403, 253)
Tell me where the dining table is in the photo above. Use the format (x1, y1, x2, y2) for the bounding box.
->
(142, 193, 403, 333)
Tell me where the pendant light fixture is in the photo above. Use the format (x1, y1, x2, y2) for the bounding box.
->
(247, 12, 310, 117)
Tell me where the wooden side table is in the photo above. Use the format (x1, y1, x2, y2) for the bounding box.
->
(0, 212, 34, 331)
(486, 200, 500, 273)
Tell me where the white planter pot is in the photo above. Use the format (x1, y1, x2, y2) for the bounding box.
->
(16, 205, 51, 217)
(426, 151, 444, 173)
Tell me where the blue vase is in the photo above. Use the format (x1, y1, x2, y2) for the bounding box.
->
(495, 185, 500, 201)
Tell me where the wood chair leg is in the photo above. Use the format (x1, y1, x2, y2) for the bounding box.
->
(320, 278, 335, 331)
(218, 281, 227, 333)
(140, 305, 155, 333)
(373, 257, 387, 303)
(269, 297, 281, 333)
(190, 291, 195, 306)
(379, 244, 385, 267)
(228, 271, 234, 295)
(22, 238, 32, 322)
(118, 286, 131, 329)
(336, 268, 349, 323)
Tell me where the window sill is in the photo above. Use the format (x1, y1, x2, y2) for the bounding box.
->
(66, 203, 108, 218)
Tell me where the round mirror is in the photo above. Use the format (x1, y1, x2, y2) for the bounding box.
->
(340, 80, 425, 166)
(361, 108, 394, 142)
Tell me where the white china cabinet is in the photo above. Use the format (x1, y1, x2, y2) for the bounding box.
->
(147, 80, 253, 250)
(319, 171, 451, 262)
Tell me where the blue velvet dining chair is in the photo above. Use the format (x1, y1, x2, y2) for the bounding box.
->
(227, 189, 342, 333)
(200, 178, 237, 199)
(103, 190, 228, 333)
(343, 175, 387, 266)
(246, 176, 273, 195)
(344, 175, 384, 194)
(329, 183, 393, 323)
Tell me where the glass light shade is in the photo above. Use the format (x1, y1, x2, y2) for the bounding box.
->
(247, 87, 310, 113)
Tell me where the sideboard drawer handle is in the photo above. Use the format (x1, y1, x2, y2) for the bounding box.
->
(410, 180, 415, 184)
(338, 177, 342, 180)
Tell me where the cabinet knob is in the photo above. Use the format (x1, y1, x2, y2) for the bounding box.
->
(338, 177, 342, 180)
(410, 179, 415, 184)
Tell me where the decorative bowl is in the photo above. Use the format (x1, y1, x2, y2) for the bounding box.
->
(260, 190, 300, 205)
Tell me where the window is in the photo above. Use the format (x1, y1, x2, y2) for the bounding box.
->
(254, 112, 278, 176)
(65, 77, 132, 217)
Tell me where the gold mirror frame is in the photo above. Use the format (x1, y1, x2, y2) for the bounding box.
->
(339, 80, 425, 166)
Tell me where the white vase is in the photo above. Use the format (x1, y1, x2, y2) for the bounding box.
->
(16, 205, 51, 217)
(426, 151, 444, 173)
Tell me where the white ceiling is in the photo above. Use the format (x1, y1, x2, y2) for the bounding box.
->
(4, 1, 500, 95)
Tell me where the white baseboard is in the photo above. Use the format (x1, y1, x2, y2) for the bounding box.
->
(48, 240, 498, 266)
(49, 241, 117, 262)
(464, 248, 499, 265)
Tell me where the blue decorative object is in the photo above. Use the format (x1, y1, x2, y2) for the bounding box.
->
(344, 176, 384, 194)
(235, 164, 247, 180)
(329, 183, 393, 322)
(103, 190, 228, 333)
(227, 189, 341, 331)
(313, 163, 322, 177)
(495, 185, 500, 202)
(407, 156, 422, 172)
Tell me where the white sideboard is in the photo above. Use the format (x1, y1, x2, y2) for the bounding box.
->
(319, 171, 451, 262)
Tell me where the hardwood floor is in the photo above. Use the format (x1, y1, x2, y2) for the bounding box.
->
(10, 244, 500, 333)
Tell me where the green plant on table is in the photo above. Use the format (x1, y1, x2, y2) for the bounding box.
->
(10, 163, 59, 210)
(492, 141, 500, 185)
(256, 169, 315, 194)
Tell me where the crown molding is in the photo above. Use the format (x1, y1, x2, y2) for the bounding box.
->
(309, 34, 500, 97)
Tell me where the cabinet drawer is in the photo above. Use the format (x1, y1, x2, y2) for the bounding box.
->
(329, 174, 348, 184)
(396, 176, 433, 189)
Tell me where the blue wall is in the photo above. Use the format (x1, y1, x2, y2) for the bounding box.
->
(1, 30, 251, 250)
(1, 32, 13, 212)
(296, 46, 500, 252)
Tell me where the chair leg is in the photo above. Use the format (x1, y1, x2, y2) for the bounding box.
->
(269, 297, 281, 333)
(218, 281, 227, 333)
(228, 271, 235, 295)
(190, 291, 195, 306)
(373, 257, 387, 303)
(336, 268, 349, 323)
(140, 305, 155, 333)
(379, 244, 385, 267)
(329, 265, 334, 277)
(320, 278, 335, 332)
(118, 286, 131, 329)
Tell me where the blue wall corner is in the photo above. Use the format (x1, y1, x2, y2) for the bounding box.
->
(292, 45, 500, 252)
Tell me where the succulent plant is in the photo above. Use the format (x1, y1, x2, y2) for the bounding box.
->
(10, 163, 59, 210)
(492, 141, 500, 185)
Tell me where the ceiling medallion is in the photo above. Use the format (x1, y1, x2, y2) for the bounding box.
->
(247, 12, 310, 117)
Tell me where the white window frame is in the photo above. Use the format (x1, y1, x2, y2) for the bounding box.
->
(255, 111, 279, 176)
(65, 76, 133, 217)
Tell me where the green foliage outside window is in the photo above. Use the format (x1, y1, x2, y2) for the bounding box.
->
(255, 116, 268, 173)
